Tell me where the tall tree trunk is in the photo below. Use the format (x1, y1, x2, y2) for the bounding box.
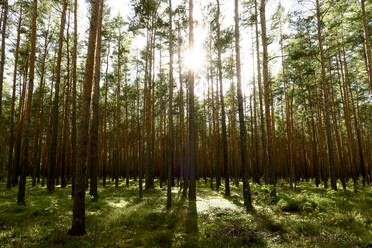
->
(114, 30, 122, 188)
(139, 48, 145, 198)
(71, 0, 78, 198)
(216, 0, 230, 196)
(124, 70, 129, 187)
(260, 0, 275, 193)
(103, 42, 110, 187)
(167, 0, 174, 210)
(210, 43, 217, 190)
(342, 42, 366, 187)
(0, 0, 8, 119)
(14, 64, 28, 187)
(251, 27, 260, 184)
(361, 0, 372, 92)
(41, 51, 56, 187)
(316, 0, 337, 190)
(61, 11, 72, 189)
(7, 1, 23, 189)
(69, 0, 101, 236)
(177, 19, 186, 195)
(337, 43, 355, 187)
(48, 0, 68, 193)
(90, 0, 104, 201)
(32, 18, 50, 187)
(17, 0, 38, 205)
(327, 51, 343, 189)
(235, 0, 252, 211)
(188, 0, 196, 201)
(254, 0, 267, 185)
(280, 22, 295, 188)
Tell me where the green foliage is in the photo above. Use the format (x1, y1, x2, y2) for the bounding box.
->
(0, 179, 371, 247)
(145, 230, 173, 247)
(277, 197, 317, 213)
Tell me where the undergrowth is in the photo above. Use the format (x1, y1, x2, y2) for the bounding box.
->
(0, 179, 371, 247)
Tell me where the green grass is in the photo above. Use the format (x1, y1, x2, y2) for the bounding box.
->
(0, 179, 371, 247)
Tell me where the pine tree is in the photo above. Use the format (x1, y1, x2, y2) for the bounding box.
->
(69, 0, 102, 236)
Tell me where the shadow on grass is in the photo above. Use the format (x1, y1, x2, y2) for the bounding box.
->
(222, 194, 245, 208)
(185, 200, 198, 234)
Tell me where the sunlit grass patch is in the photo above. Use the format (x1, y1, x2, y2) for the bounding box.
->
(197, 196, 240, 212)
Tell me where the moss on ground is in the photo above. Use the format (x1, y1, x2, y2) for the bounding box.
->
(0, 179, 371, 247)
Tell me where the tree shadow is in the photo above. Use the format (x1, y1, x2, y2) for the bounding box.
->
(222, 194, 245, 209)
(251, 210, 287, 237)
(185, 200, 198, 234)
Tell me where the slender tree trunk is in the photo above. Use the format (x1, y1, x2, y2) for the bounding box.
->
(260, 0, 275, 193)
(188, 0, 196, 201)
(340, 37, 367, 187)
(207, 28, 214, 191)
(48, 0, 68, 193)
(7, 2, 23, 189)
(71, 0, 78, 198)
(211, 45, 217, 190)
(90, 0, 104, 201)
(61, 11, 72, 189)
(316, 0, 337, 190)
(150, 29, 156, 189)
(327, 51, 343, 189)
(280, 24, 295, 188)
(142, 29, 151, 196)
(337, 44, 354, 187)
(103, 43, 110, 187)
(41, 51, 56, 187)
(250, 27, 260, 184)
(0, 0, 8, 119)
(254, 0, 267, 185)
(114, 30, 122, 188)
(360, 0, 372, 92)
(167, 0, 174, 210)
(177, 19, 186, 195)
(235, 0, 252, 211)
(139, 49, 144, 198)
(69, 0, 101, 236)
(32, 19, 50, 187)
(216, 0, 230, 196)
(124, 70, 129, 187)
(14, 64, 28, 187)
(17, 0, 38, 205)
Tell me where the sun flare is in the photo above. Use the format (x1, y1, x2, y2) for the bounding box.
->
(184, 46, 206, 72)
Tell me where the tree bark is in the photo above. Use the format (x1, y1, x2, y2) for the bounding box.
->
(17, 0, 38, 205)
(167, 0, 174, 210)
(177, 19, 186, 196)
(69, 0, 101, 236)
(216, 0, 230, 196)
(361, 0, 372, 92)
(254, 0, 267, 185)
(188, 0, 196, 201)
(48, 0, 68, 193)
(260, 0, 275, 192)
(71, 0, 78, 198)
(0, 0, 8, 118)
(90, 0, 104, 201)
(7, 1, 23, 189)
(316, 0, 337, 190)
(235, 0, 253, 211)
(103, 42, 110, 187)
(32, 18, 50, 187)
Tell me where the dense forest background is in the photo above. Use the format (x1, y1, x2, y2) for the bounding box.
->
(0, 0, 371, 247)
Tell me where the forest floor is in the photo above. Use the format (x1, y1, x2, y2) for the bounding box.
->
(0, 179, 371, 248)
